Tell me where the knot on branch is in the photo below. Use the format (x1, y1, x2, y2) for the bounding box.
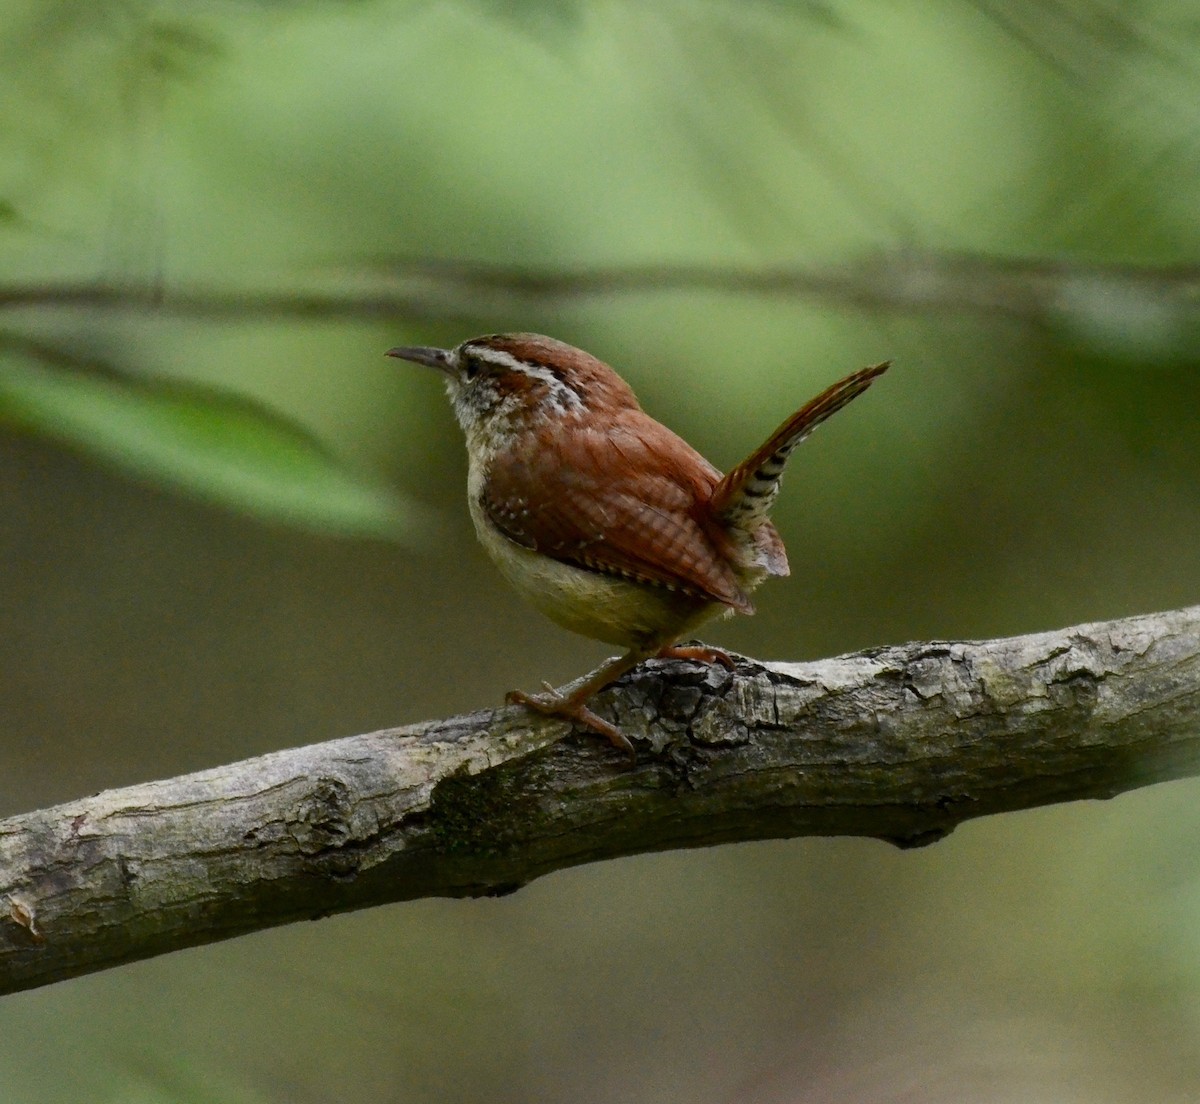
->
(289, 777, 354, 857)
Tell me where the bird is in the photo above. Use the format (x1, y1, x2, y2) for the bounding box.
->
(387, 333, 888, 759)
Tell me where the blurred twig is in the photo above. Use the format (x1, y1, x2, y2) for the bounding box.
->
(0, 281, 454, 323)
(0, 251, 1197, 329)
(2, 604, 1199, 996)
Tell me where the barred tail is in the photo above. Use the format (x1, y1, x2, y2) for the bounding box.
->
(712, 361, 890, 527)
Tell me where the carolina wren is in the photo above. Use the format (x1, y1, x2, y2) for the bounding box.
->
(387, 333, 888, 758)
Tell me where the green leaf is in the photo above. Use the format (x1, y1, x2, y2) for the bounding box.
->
(0, 349, 434, 543)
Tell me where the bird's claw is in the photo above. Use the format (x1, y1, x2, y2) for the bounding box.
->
(656, 643, 736, 670)
(506, 687, 636, 763)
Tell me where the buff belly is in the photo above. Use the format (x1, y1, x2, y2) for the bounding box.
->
(468, 496, 728, 650)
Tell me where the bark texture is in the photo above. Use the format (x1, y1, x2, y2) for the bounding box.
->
(3, 605, 1199, 996)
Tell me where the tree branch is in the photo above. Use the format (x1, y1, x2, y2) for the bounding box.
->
(1, 251, 1197, 330)
(3, 605, 1199, 996)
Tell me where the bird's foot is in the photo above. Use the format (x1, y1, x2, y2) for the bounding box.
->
(656, 643, 736, 670)
(505, 686, 636, 762)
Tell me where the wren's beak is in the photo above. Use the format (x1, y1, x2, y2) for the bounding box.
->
(385, 345, 453, 373)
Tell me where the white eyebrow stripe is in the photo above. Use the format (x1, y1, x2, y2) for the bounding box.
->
(467, 346, 583, 411)
(466, 347, 527, 373)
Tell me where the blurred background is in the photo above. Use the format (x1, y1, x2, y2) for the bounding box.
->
(3, 1, 1200, 1101)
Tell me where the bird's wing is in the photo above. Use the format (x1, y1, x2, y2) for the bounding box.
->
(481, 412, 753, 612)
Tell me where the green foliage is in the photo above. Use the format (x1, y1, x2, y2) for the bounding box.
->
(0, 342, 430, 541)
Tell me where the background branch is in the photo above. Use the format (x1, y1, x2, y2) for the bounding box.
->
(2, 251, 1197, 330)
(3, 604, 1198, 998)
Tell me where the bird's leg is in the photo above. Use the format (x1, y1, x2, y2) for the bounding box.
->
(506, 649, 648, 760)
(507, 642, 737, 760)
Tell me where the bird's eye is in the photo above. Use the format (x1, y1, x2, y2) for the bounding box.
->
(462, 354, 483, 380)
